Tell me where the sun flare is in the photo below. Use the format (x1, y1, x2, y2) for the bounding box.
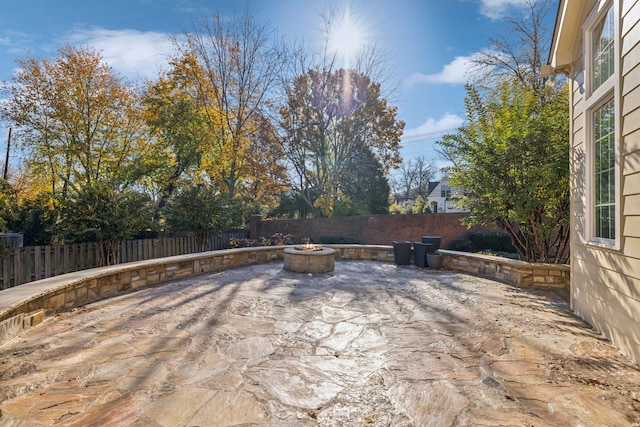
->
(328, 10, 366, 64)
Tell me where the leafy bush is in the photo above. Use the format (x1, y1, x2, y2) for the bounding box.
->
(449, 238, 474, 252)
(467, 230, 514, 252)
(228, 233, 308, 248)
(449, 231, 518, 259)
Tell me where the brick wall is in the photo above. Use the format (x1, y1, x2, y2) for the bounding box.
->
(251, 213, 488, 248)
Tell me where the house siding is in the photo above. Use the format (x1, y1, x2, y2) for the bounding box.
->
(568, 0, 640, 365)
(426, 178, 467, 214)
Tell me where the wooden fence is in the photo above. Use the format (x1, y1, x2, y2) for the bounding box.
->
(0, 230, 247, 290)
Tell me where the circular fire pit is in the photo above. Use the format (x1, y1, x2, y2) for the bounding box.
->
(283, 246, 336, 274)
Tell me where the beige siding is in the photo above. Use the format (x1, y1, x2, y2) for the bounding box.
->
(622, 85, 640, 116)
(622, 105, 640, 136)
(623, 0, 640, 34)
(624, 193, 640, 214)
(621, 34, 640, 75)
(623, 0, 639, 17)
(622, 171, 640, 195)
(622, 62, 640, 97)
(566, 0, 640, 366)
(572, 269, 640, 363)
(622, 127, 640, 153)
(625, 216, 640, 237)
(622, 9, 640, 52)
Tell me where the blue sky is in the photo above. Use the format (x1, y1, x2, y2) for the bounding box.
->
(0, 0, 554, 173)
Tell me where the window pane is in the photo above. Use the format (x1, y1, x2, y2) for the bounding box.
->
(593, 99, 615, 239)
(592, 7, 615, 90)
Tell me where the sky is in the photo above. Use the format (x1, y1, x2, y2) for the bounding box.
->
(0, 0, 556, 176)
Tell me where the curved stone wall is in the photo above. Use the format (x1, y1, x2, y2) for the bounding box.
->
(0, 245, 393, 345)
(0, 245, 568, 346)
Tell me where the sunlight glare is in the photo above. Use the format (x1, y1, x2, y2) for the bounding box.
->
(329, 10, 366, 65)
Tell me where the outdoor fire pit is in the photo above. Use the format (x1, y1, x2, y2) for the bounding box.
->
(283, 243, 335, 274)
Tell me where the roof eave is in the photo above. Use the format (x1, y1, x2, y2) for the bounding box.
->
(547, 0, 582, 74)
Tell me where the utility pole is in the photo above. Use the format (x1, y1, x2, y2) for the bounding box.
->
(3, 127, 10, 180)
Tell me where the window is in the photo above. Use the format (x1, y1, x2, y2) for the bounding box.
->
(585, 1, 618, 245)
(440, 185, 450, 199)
(592, 6, 615, 91)
(593, 99, 615, 239)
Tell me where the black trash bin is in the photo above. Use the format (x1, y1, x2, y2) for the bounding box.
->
(393, 241, 412, 265)
(421, 236, 441, 252)
(413, 242, 433, 267)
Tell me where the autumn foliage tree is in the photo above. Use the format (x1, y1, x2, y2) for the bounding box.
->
(3, 44, 149, 195)
(279, 68, 403, 217)
(175, 9, 288, 206)
(142, 52, 209, 213)
(440, 82, 569, 263)
(2, 44, 153, 264)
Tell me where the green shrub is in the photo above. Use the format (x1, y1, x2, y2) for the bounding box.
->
(467, 230, 514, 252)
(228, 233, 308, 248)
(449, 238, 474, 252)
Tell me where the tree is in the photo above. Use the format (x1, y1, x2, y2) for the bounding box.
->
(471, 0, 552, 93)
(392, 156, 438, 202)
(235, 113, 289, 217)
(267, 191, 314, 219)
(438, 0, 569, 263)
(2, 44, 150, 198)
(10, 193, 57, 245)
(2, 44, 162, 262)
(411, 195, 430, 214)
(275, 4, 401, 218)
(280, 68, 403, 216)
(142, 52, 209, 213)
(0, 179, 16, 233)
(338, 146, 391, 215)
(164, 183, 239, 252)
(57, 180, 152, 266)
(440, 81, 569, 263)
(176, 8, 287, 202)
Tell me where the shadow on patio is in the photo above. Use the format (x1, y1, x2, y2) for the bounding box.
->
(0, 260, 638, 426)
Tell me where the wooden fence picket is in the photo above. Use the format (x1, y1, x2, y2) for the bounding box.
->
(0, 231, 248, 290)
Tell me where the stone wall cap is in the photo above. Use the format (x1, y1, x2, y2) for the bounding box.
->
(439, 249, 569, 270)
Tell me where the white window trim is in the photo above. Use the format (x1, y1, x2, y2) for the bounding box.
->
(583, 0, 620, 249)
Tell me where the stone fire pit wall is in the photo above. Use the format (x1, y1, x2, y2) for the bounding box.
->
(283, 247, 336, 274)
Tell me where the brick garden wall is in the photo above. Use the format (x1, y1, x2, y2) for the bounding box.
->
(251, 213, 489, 249)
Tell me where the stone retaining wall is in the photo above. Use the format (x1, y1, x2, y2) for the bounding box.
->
(0, 246, 567, 346)
(440, 249, 570, 288)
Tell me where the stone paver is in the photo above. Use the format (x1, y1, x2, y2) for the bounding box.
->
(0, 261, 639, 426)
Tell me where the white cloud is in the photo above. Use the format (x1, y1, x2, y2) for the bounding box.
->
(403, 113, 465, 139)
(479, 0, 527, 19)
(404, 52, 483, 86)
(67, 27, 177, 80)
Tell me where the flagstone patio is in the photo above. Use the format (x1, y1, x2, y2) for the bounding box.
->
(0, 260, 639, 426)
